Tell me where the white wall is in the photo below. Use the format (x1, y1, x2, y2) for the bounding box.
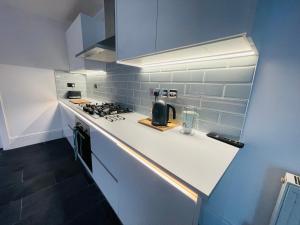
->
(0, 134, 2, 149)
(0, 64, 63, 150)
(0, 3, 69, 70)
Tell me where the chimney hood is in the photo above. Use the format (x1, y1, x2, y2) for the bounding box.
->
(76, 0, 116, 63)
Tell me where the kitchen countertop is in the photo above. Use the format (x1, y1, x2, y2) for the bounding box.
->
(59, 98, 239, 197)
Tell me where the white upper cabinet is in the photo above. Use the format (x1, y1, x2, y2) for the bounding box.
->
(115, 0, 157, 60)
(66, 13, 106, 73)
(116, 0, 257, 60)
(156, 0, 257, 51)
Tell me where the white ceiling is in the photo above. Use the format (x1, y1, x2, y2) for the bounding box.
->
(0, 0, 104, 25)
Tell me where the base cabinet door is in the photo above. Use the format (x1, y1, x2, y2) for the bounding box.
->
(60, 105, 75, 148)
(118, 149, 198, 225)
(92, 154, 119, 214)
(90, 127, 120, 178)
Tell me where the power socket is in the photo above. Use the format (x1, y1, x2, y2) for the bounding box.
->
(150, 88, 160, 97)
(67, 83, 75, 88)
(169, 89, 178, 98)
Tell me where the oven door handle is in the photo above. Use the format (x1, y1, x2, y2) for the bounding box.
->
(77, 131, 86, 140)
(68, 124, 75, 131)
(72, 128, 78, 160)
(68, 124, 86, 140)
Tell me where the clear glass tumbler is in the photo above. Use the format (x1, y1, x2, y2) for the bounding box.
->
(181, 106, 198, 135)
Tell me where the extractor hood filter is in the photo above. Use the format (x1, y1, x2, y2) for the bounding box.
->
(76, 36, 116, 63)
(117, 35, 258, 68)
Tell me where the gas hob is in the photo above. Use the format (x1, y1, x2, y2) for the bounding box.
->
(79, 103, 132, 122)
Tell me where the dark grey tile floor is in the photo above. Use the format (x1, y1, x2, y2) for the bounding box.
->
(0, 138, 122, 225)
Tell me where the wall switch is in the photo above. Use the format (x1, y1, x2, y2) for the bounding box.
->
(67, 83, 75, 88)
(150, 88, 160, 97)
(161, 89, 168, 98)
(153, 88, 160, 97)
(169, 89, 178, 99)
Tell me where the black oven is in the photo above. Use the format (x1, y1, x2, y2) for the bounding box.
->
(72, 117, 92, 172)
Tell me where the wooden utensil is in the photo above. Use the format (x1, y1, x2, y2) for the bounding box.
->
(69, 99, 91, 104)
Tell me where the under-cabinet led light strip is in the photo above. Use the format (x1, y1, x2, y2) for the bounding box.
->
(117, 50, 256, 68)
(60, 102, 199, 203)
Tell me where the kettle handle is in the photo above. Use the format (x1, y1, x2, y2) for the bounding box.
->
(167, 104, 176, 121)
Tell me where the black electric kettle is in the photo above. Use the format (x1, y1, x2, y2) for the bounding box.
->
(152, 100, 176, 126)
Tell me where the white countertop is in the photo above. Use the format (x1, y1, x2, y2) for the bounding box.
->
(59, 98, 239, 196)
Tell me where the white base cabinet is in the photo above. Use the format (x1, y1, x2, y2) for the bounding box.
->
(92, 153, 119, 213)
(60, 105, 75, 148)
(90, 125, 200, 225)
(90, 126, 121, 179)
(60, 104, 200, 225)
(117, 149, 199, 225)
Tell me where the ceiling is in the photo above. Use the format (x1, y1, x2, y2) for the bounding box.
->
(0, 0, 104, 25)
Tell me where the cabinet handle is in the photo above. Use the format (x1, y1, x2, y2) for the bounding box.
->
(68, 124, 85, 139)
(92, 152, 118, 183)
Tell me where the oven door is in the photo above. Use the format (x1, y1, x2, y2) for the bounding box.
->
(74, 126, 93, 172)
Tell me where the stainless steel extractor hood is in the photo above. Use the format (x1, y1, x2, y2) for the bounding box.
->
(76, 0, 116, 63)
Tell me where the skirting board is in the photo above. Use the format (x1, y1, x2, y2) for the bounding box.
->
(4, 129, 63, 150)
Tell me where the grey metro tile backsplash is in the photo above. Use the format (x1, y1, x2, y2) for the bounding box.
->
(56, 55, 258, 140)
(204, 67, 255, 83)
(55, 71, 87, 99)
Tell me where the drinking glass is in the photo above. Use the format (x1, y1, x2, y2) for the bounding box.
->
(181, 106, 198, 135)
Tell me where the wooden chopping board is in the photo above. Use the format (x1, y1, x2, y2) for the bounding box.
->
(69, 99, 91, 104)
(138, 118, 181, 132)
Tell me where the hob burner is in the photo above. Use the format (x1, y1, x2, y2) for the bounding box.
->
(80, 102, 132, 122)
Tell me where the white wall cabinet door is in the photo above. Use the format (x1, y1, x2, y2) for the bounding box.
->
(118, 149, 198, 225)
(115, 0, 257, 60)
(59, 105, 75, 148)
(116, 0, 157, 60)
(156, 0, 257, 51)
(66, 14, 85, 72)
(65, 13, 106, 72)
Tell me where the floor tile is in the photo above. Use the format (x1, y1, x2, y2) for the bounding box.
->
(23, 157, 77, 181)
(18, 184, 104, 225)
(66, 200, 122, 225)
(0, 170, 22, 190)
(0, 199, 21, 225)
(21, 174, 90, 219)
(0, 138, 121, 225)
(0, 172, 56, 206)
